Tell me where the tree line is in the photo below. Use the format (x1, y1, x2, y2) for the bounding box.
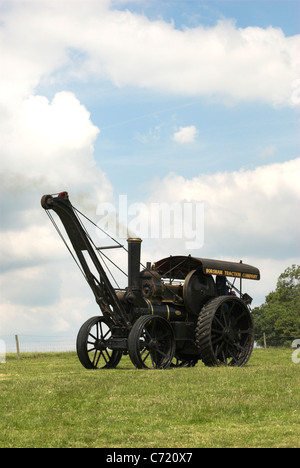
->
(252, 265, 300, 347)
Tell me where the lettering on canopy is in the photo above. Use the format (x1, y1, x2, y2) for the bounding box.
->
(204, 268, 259, 280)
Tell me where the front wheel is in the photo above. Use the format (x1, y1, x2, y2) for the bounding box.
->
(76, 316, 122, 369)
(128, 315, 175, 369)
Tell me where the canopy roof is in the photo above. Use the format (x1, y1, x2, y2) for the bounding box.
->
(153, 256, 260, 281)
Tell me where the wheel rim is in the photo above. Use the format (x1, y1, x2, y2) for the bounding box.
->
(128, 315, 175, 369)
(196, 296, 254, 367)
(76, 316, 122, 369)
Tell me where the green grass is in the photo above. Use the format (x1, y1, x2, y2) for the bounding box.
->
(0, 349, 299, 448)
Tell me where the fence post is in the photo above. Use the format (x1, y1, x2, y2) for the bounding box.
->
(263, 332, 267, 349)
(15, 335, 21, 359)
(0, 339, 6, 363)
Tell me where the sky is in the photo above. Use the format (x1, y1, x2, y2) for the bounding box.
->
(0, 0, 299, 340)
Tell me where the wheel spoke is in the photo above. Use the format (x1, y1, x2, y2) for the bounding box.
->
(142, 350, 151, 363)
(232, 341, 245, 351)
(93, 350, 101, 366)
(222, 351, 227, 366)
(144, 328, 152, 342)
(151, 353, 157, 368)
(227, 347, 238, 363)
(228, 301, 237, 315)
(221, 305, 228, 327)
(212, 336, 223, 345)
(214, 315, 225, 329)
(104, 348, 112, 362)
(152, 346, 169, 358)
(216, 340, 224, 357)
(235, 311, 247, 323)
(212, 328, 223, 335)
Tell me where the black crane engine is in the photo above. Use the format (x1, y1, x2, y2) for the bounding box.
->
(41, 191, 260, 369)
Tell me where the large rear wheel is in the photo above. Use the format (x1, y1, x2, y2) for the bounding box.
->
(195, 296, 254, 367)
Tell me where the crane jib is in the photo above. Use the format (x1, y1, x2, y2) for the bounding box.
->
(41, 192, 131, 329)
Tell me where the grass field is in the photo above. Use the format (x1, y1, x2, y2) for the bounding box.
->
(0, 349, 299, 448)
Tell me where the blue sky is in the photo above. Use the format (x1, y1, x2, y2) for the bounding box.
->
(111, 0, 300, 36)
(0, 0, 299, 336)
(35, 0, 300, 200)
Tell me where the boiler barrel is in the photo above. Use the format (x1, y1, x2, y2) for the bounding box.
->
(144, 301, 186, 321)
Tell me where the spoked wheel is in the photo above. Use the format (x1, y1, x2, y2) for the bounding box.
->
(128, 315, 175, 369)
(76, 316, 122, 369)
(195, 296, 254, 367)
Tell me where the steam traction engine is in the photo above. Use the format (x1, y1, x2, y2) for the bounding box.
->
(41, 192, 260, 369)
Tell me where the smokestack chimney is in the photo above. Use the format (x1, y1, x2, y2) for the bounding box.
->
(127, 238, 142, 290)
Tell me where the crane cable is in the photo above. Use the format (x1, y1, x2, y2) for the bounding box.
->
(45, 209, 87, 281)
(45, 208, 123, 290)
(71, 204, 125, 288)
(72, 204, 181, 302)
(45, 200, 181, 302)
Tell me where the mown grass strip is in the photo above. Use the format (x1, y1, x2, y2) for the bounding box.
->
(0, 349, 299, 448)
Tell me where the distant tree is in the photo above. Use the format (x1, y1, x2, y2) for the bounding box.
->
(252, 265, 300, 346)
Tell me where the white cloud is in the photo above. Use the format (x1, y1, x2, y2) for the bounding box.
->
(259, 145, 277, 159)
(22, 92, 98, 150)
(0, 264, 96, 335)
(0, 86, 115, 335)
(138, 158, 300, 305)
(82, 11, 299, 106)
(147, 158, 300, 258)
(173, 125, 198, 143)
(0, 1, 115, 336)
(0, 90, 113, 207)
(1, 1, 299, 106)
